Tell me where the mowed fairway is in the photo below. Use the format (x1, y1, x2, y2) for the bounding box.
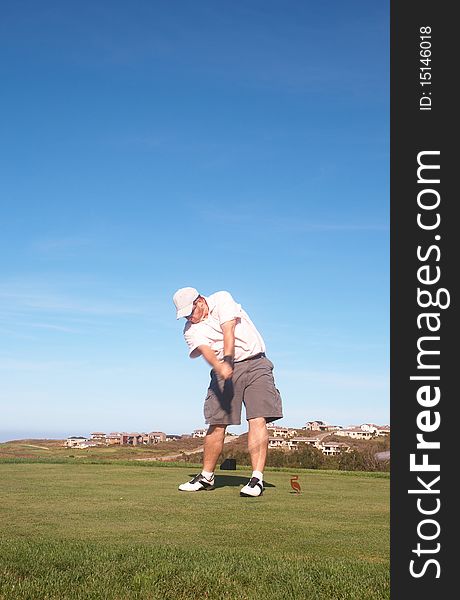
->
(0, 463, 389, 600)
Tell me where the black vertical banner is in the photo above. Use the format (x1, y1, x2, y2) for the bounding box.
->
(391, 1, 456, 597)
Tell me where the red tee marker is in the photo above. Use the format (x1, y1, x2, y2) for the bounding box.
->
(290, 475, 301, 493)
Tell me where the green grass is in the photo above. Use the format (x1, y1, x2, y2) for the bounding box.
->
(0, 463, 389, 599)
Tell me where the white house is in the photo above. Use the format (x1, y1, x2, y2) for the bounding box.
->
(360, 424, 379, 434)
(268, 437, 286, 448)
(192, 429, 207, 438)
(267, 426, 297, 438)
(64, 436, 98, 449)
(335, 428, 374, 440)
(376, 426, 390, 436)
(303, 421, 340, 432)
(286, 437, 321, 450)
(303, 421, 325, 431)
(320, 441, 351, 456)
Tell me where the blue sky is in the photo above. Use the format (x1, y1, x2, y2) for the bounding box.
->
(0, 1, 389, 441)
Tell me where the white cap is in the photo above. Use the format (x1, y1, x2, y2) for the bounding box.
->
(173, 287, 200, 319)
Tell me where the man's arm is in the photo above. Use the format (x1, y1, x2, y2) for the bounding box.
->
(196, 319, 236, 380)
(196, 344, 223, 371)
(221, 319, 236, 362)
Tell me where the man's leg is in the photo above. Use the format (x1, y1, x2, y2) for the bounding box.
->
(178, 424, 227, 491)
(247, 417, 268, 472)
(240, 417, 268, 497)
(203, 424, 227, 472)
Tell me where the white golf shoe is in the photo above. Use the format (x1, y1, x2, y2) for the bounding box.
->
(240, 477, 264, 497)
(178, 473, 215, 492)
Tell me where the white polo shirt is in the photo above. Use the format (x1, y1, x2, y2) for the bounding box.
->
(183, 291, 266, 361)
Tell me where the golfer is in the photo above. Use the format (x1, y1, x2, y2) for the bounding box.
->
(173, 287, 283, 497)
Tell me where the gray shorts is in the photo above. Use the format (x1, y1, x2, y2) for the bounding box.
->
(203, 355, 283, 426)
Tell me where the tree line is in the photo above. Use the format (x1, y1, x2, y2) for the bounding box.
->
(182, 437, 390, 472)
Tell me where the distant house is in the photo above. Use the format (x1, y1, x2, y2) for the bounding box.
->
(107, 433, 123, 445)
(80, 441, 99, 448)
(302, 437, 321, 448)
(192, 429, 207, 438)
(90, 432, 107, 444)
(147, 431, 166, 444)
(303, 421, 325, 431)
(360, 424, 379, 434)
(335, 428, 374, 440)
(286, 437, 321, 450)
(268, 437, 321, 450)
(304, 421, 341, 432)
(335, 425, 390, 440)
(323, 424, 341, 432)
(268, 435, 350, 456)
(64, 436, 98, 449)
(268, 437, 285, 448)
(376, 426, 390, 436)
(65, 436, 88, 448)
(268, 426, 293, 439)
(320, 442, 350, 456)
(105, 431, 168, 445)
(121, 433, 145, 446)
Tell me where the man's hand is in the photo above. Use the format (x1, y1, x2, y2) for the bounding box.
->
(197, 345, 234, 380)
(216, 361, 233, 380)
